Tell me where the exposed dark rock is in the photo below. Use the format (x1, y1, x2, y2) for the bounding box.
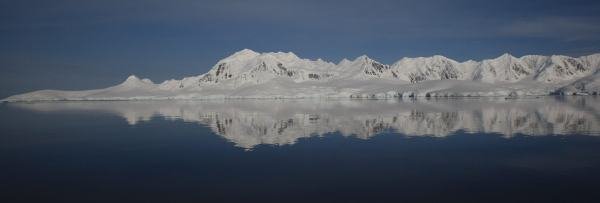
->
(308, 73, 320, 79)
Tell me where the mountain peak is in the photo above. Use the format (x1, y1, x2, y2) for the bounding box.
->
(497, 53, 515, 59)
(354, 55, 371, 61)
(235, 48, 258, 55)
(262, 51, 300, 61)
(125, 75, 140, 82)
(225, 49, 260, 60)
(121, 75, 154, 86)
(485, 53, 517, 64)
(431, 55, 450, 60)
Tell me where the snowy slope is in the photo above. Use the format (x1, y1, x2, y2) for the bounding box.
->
(3, 49, 600, 102)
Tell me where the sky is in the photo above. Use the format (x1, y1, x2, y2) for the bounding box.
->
(1, 0, 600, 98)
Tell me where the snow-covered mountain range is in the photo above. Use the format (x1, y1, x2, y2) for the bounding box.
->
(4, 49, 600, 101)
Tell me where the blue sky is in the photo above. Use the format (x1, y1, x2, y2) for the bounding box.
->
(1, 0, 600, 97)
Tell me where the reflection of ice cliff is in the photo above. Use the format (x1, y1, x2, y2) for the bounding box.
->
(12, 97, 600, 149)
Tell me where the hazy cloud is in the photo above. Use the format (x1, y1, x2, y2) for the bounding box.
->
(501, 16, 600, 41)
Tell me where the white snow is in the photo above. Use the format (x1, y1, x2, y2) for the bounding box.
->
(3, 49, 600, 102)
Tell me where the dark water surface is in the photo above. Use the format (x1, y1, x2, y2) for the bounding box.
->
(2, 97, 600, 202)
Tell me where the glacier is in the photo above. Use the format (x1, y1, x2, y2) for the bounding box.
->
(3, 49, 600, 102)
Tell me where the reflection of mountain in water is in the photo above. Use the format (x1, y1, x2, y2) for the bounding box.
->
(11, 97, 600, 149)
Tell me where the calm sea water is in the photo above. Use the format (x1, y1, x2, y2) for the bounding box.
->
(1, 97, 600, 202)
